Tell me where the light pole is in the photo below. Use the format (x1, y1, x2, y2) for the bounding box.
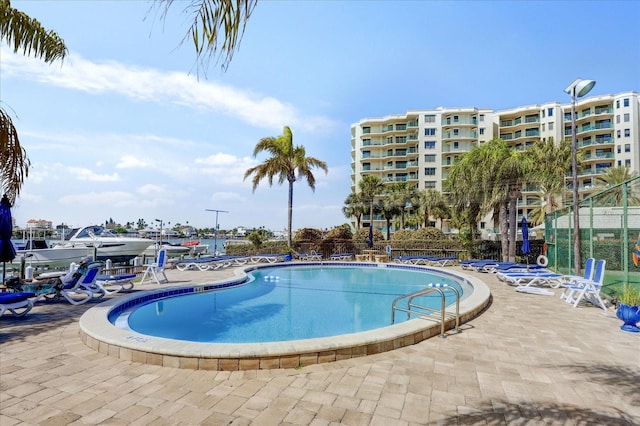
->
(206, 209, 228, 255)
(154, 218, 163, 257)
(564, 78, 595, 275)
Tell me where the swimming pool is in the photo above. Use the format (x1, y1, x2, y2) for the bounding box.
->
(117, 265, 466, 343)
(80, 262, 491, 370)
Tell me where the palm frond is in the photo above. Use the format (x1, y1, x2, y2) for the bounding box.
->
(0, 107, 30, 204)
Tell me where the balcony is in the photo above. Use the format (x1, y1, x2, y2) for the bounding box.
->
(595, 106, 613, 115)
(578, 122, 613, 134)
(442, 130, 477, 140)
(442, 117, 478, 126)
(584, 152, 614, 160)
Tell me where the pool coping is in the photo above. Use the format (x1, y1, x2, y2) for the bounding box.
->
(79, 262, 491, 370)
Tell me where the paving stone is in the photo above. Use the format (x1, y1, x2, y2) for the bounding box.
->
(0, 266, 638, 425)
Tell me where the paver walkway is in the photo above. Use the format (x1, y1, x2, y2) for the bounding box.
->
(1, 265, 638, 425)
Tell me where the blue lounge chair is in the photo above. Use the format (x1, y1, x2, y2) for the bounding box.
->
(0, 291, 36, 317)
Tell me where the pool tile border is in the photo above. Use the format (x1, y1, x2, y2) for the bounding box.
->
(79, 262, 491, 370)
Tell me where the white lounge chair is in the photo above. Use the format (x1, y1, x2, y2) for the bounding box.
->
(92, 273, 137, 296)
(0, 291, 36, 317)
(60, 263, 102, 305)
(140, 249, 169, 285)
(562, 259, 607, 310)
(502, 272, 564, 287)
(560, 257, 595, 301)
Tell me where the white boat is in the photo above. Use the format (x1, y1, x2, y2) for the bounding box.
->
(143, 242, 191, 258)
(180, 240, 209, 256)
(12, 239, 92, 269)
(59, 225, 154, 263)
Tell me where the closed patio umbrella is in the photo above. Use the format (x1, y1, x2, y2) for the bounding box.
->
(0, 195, 17, 285)
(521, 217, 530, 269)
(367, 225, 373, 249)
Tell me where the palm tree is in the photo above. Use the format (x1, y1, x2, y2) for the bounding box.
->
(385, 181, 416, 230)
(415, 189, 449, 229)
(342, 192, 367, 230)
(448, 139, 531, 262)
(0, 0, 67, 204)
(527, 185, 561, 226)
(244, 126, 328, 247)
(526, 137, 572, 215)
(377, 189, 403, 240)
(154, 0, 257, 72)
(358, 175, 384, 229)
(594, 166, 640, 206)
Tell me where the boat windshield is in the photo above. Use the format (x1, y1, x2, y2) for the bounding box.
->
(68, 226, 118, 239)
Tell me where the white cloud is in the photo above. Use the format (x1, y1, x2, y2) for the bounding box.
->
(1, 47, 339, 133)
(116, 155, 152, 169)
(211, 192, 246, 203)
(137, 184, 167, 197)
(194, 152, 257, 185)
(67, 167, 120, 182)
(58, 191, 138, 207)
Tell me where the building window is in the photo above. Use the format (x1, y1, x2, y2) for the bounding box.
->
(617, 130, 621, 138)
(424, 141, 436, 149)
(425, 128, 436, 136)
(625, 129, 631, 137)
(617, 115, 621, 124)
(424, 154, 436, 162)
(453, 129, 459, 136)
(541, 109, 545, 118)
(548, 107, 553, 117)
(616, 100, 620, 109)
(541, 123, 545, 132)
(479, 128, 485, 135)
(617, 145, 622, 154)
(453, 141, 459, 149)
(549, 122, 554, 130)
(626, 159, 631, 167)
(425, 181, 436, 189)
(362, 126, 371, 134)
(624, 113, 630, 122)
(424, 114, 436, 123)
(424, 167, 436, 176)
(625, 144, 631, 152)
(479, 114, 485, 122)
(624, 98, 630, 107)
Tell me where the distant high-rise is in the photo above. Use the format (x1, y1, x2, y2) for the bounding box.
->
(350, 91, 639, 235)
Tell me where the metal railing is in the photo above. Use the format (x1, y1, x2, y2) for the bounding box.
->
(391, 284, 461, 338)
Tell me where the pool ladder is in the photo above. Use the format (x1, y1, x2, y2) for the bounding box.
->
(391, 284, 461, 338)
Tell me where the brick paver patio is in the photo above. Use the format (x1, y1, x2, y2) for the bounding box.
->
(1, 265, 638, 425)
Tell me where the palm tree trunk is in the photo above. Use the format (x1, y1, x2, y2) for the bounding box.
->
(288, 180, 294, 247)
(499, 205, 509, 262)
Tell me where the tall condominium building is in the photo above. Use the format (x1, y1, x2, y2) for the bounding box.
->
(350, 91, 639, 234)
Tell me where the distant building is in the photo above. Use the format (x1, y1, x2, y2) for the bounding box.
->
(351, 91, 639, 237)
(26, 219, 53, 229)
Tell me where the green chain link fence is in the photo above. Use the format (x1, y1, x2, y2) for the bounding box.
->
(545, 175, 640, 298)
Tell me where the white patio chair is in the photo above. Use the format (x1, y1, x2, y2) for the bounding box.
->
(139, 249, 169, 285)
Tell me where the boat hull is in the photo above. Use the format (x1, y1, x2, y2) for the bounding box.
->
(12, 246, 92, 269)
(65, 241, 152, 263)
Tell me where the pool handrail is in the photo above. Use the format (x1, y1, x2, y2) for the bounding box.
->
(391, 284, 461, 338)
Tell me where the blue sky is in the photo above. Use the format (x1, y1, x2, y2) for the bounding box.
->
(2, 0, 639, 233)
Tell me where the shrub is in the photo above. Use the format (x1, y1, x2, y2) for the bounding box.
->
(392, 229, 415, 241)
(353, 227, 384, 243)
(413, 227, 445, 240)
(325, 226, 353, 241)
(294, 228, 323, 242)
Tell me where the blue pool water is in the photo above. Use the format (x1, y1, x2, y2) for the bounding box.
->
(123, 265, 466, 343)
